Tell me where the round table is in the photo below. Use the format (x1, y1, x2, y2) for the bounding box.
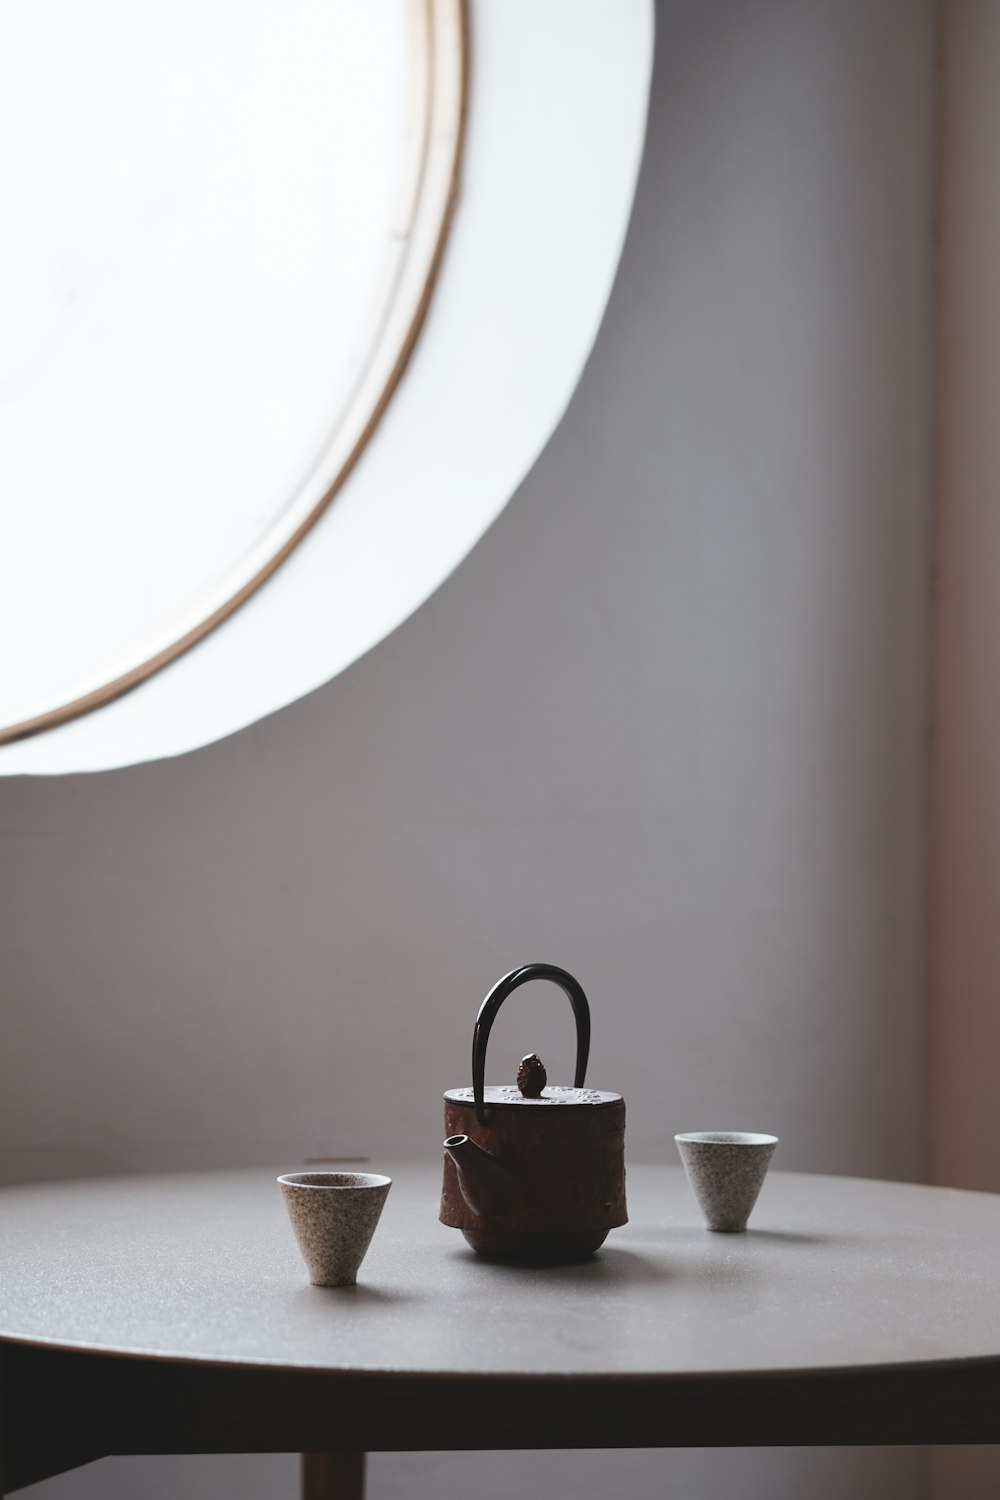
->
(1, 1163, 998, 1497)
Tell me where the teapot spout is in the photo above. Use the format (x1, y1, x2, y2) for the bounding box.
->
(443, 1134, 515, 1220)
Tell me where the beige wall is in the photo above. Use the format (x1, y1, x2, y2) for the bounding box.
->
(932, 0, 1000, 1195)
(2, 3, 934, 1497)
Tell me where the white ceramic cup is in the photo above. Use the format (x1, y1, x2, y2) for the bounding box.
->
(278, 1171, 392, 1286)
(674, 1131, 778, 1232)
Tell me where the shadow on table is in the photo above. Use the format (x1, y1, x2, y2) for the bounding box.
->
(745, 1228, 837, 1245)
(293, 1282, 409, 1308)
(444, 1245, 673, 1285)
(443, 1227, 846, 1287)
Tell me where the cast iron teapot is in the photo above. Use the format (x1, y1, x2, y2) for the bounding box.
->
(440, 963, 627, 1262)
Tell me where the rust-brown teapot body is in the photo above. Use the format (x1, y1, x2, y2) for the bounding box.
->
(440, 964, 627, 1262)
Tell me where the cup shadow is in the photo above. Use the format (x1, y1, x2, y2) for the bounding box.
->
(293, 1282, 408, 1306)
(662, 1224, 842, 1247)
(745, 1228, 841, 1246)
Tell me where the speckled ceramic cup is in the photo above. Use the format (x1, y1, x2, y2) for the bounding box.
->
(674, 1131, 778, 1233)
(278, 1171, 392, 1286)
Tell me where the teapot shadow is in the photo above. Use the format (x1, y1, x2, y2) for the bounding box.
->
(450, 1244, 671, 1284)
(547, 1246, 672, 1284)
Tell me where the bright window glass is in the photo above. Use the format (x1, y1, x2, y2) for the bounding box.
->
(0, 0, 653, 772)
(0, 0, 462, 737)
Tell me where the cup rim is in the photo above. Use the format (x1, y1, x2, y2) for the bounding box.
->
(278, 1171, 392, 1190)
(674, 1131, 778, 1147)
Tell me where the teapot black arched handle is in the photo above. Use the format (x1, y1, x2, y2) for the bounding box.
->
(472, 963, 591, 1127)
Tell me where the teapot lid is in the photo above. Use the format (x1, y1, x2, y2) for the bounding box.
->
(444, 1083, 622, 1109)
(446, 1050, 621, 1109)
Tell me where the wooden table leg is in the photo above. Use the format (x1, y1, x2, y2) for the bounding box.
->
(301, 1451, 365, 1500)
(1, 1346, 6, 1500)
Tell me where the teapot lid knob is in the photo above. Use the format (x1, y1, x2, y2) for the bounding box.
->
(516, 1053, 547, 1098)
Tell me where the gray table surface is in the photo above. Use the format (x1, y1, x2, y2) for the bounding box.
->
(0, 1163, 995, 1379)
